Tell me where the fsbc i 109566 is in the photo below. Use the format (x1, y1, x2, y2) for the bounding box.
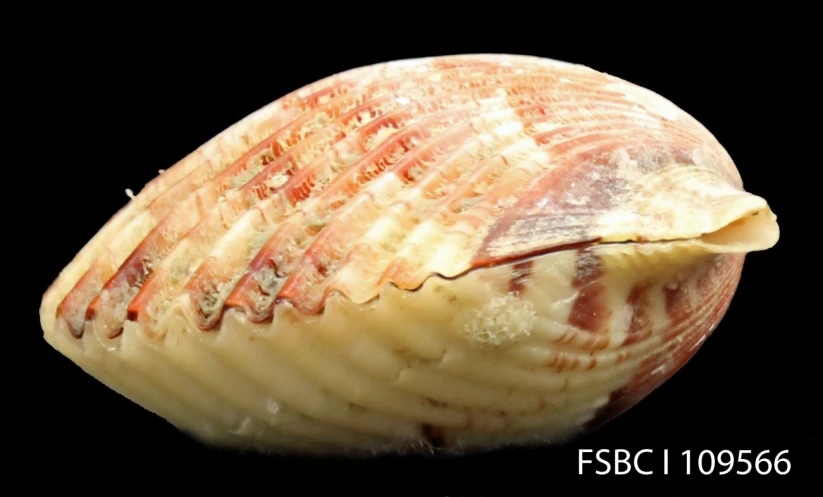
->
(578, 449, 791, 475)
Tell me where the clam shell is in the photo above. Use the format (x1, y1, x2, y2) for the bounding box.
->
(40, 53, 779, 454)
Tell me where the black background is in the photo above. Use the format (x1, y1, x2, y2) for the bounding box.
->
(22, 15, 814, 496)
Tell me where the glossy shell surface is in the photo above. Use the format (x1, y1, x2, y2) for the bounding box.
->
(40, 54, 779, 454)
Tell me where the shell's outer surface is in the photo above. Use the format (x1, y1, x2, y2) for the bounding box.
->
(41, 54, 779, 454)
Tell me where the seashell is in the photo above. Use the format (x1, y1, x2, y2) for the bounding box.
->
(40, 53, 779, 455)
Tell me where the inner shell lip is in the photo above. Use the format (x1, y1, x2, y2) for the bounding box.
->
(470, 202, 778, 274)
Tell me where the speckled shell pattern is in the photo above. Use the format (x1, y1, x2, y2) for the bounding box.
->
(40, 54, 778, 454)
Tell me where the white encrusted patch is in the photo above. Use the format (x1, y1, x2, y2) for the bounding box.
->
(461, 292, 537, 347)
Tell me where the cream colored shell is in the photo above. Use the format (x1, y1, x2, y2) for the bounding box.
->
(40, 54, 779, 454)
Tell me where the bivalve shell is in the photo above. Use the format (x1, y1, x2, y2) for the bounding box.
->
(40, 53, 779, 455)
